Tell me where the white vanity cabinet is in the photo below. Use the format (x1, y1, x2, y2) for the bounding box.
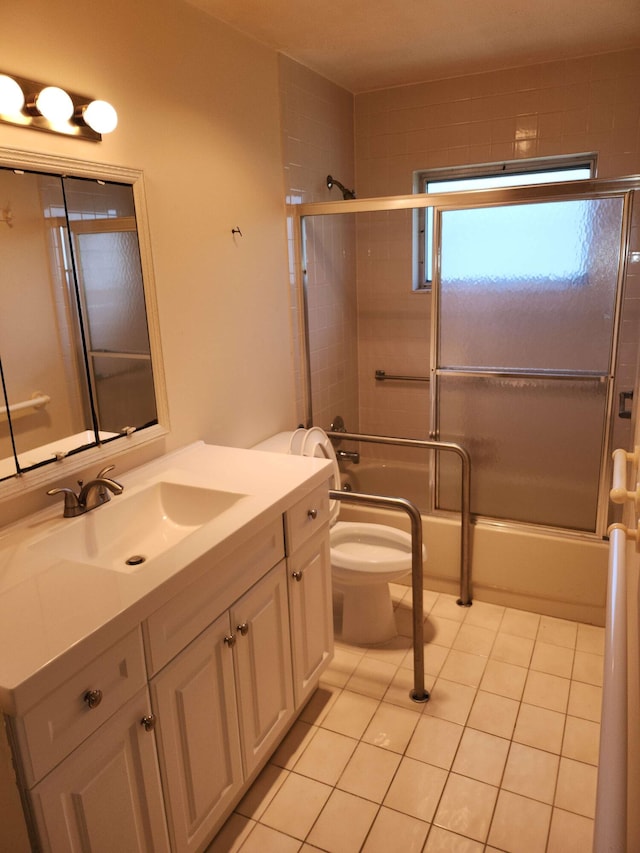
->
(146, 487, 332, 853)
(7, 628, 169, 852)
(0, 449, 333, 853)
(285, 482, 334, 708)
(150, 611, 244, 853)
(29, 688, 170, 853)
(230, 561, 295, 775)
(150, 562, 294, 853)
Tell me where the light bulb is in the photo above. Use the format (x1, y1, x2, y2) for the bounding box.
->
(0, 75, 24, 116)
(82, 100, 118, 134)
(35, 86, 74, 122)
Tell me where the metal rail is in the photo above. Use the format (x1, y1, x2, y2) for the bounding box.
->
(375, 370, 429, 383)
(329, 488, 429, 703)
(327, 429, 473, 607)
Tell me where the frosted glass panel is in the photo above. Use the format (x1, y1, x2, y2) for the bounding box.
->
(77, 231, 149, 354)
(439, 197, 623, 372)
(92, 356, 156, 433)
(437, 375, 606, 531)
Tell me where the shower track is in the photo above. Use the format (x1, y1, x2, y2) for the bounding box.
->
(327, 429, 473, 606)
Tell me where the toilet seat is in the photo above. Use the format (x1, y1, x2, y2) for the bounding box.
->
(330, 521, 412, 584)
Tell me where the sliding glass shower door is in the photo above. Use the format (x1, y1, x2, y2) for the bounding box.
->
(433, 194, 627, 533)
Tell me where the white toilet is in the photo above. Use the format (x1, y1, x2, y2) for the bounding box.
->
(283, 426, 425, 645)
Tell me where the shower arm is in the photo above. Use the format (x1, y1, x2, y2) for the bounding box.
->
(326, 174, 356, 200)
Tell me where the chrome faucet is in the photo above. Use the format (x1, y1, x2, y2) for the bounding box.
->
(47, 465, 124, 517)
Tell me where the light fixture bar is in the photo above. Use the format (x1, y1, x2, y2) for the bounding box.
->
(0, 72, 116, 142)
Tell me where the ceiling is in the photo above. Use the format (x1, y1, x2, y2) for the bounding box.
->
(185, 0, 640, 93)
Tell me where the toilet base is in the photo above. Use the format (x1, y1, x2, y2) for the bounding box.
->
(335, 579, 397, 645)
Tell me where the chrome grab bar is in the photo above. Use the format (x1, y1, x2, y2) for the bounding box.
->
(594, 523, 629, 851)
(375, 370, 429, 383)
(327, 429, 473, 607)
(329, 488, 429, 703)
(0, 391, 50, 417)
(610, 445, 640, 510)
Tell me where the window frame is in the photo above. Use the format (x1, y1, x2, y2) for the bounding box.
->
(413, 154, 597, 291)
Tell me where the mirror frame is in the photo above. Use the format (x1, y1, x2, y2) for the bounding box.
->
(0, 145, 169, 502)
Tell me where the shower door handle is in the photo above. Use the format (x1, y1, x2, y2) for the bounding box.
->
(618, 391, 633, 419)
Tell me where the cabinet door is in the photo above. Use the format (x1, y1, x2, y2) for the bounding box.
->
(30, 689, 169, 853)
(231, 561, 294, 777)
(288, 530, 334, 707)
(150, 611, 243, 853)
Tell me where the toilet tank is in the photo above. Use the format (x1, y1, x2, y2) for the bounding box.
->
(251, 431, 295, 454)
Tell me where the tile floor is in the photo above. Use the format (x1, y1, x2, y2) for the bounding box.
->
(208, 586, 604, 853)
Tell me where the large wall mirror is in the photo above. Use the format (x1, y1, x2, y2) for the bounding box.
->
(0, 148, 167, 487)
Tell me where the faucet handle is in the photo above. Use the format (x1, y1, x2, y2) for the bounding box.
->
(46, 487, 81, 517)
(96, 465, 115, 479)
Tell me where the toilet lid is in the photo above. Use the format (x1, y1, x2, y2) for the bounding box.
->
(300, 427, 341, 525)
(288, 428, 306, 455)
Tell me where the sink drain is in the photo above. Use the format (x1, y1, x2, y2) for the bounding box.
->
(125, 554, 146, 566)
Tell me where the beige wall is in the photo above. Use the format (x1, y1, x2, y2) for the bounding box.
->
(354, 48, 640, 450)
(1, 0, 296, 517)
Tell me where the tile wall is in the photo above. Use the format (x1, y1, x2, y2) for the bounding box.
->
(279, 49, 640, 459)
(278, 56, 358, 431)
(354, 48, 640, 449)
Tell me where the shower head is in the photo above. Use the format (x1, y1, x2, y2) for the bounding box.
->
(327, 174, 356, 200)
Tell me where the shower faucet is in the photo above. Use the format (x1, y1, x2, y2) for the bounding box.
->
(336, 448, 360, 464)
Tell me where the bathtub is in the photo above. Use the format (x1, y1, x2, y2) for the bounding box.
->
(339, 458, 608, 625)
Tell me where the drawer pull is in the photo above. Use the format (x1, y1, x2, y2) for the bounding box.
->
(291, 570, 303, 582)
(223, 634, 236, 647)
(83, 689, 103, 709)
(237, 622, 249, 636)
(141, 714, 156, 732)
(307, 508, 318, 520)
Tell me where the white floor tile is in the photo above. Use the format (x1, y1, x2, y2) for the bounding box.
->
(260, 772, 332, 839)
(362, 806, 429, 853)
(213, 604, 603, 853)
(434, 773, 498, 842)
(306, 789, 378, 853)
(488, 790, 552, 853)
(336, 741, 401, 803)
(383, 755, 448, 822)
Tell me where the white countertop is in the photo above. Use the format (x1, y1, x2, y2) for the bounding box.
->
(0, 442, 332, 716)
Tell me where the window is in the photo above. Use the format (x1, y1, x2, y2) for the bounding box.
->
(413, 155, 596, 291)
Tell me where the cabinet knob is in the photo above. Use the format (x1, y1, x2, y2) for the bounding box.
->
(83, 689, 103, 709)
(140, 714, 156, 732)
(223, 634, 236, 647)
(236, 622, 249, 636)
(307, 508, 318, 520)
(291, 570, 303, 582)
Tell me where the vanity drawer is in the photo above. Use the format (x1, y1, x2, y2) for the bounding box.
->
(17, 628, 146, 786)
(285, 481, 330, 554)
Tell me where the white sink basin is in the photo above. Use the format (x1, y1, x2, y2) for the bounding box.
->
(30, 481, 247, 572)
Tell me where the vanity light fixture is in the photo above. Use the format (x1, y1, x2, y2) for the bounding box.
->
(31, 86, 75, 124)
(0, 72, 117, 141)
(0, 74, 25, 116)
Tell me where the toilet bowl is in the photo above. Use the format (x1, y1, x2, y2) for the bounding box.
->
(329, 520, 414, 644)
(295, 427, 425, 645)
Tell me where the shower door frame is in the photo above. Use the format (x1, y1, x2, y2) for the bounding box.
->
(295, 175, 640, 540)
